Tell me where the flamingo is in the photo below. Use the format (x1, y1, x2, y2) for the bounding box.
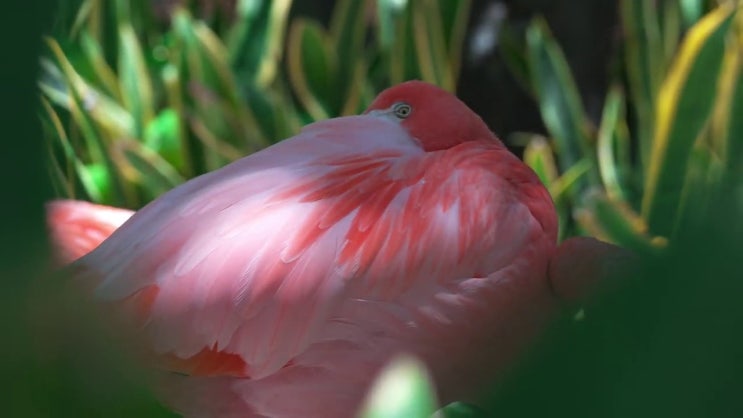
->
(46, 81, 629, 417)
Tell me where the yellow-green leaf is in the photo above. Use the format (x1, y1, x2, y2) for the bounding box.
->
(228, 0, 293, 87)
(358, 356, 437, 418)
(524, 135, 558, 188)
(412, 1, 454, 90)
(118, 24, 154, 137)
(642, 4, 736, 236)
(579, 192, 665, 253)
(41, 41, 133, 138)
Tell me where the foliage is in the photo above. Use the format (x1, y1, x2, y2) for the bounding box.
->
(504, 0, 742, 249)
(359, 356, 437, 418)
(40, 0, 470, 208)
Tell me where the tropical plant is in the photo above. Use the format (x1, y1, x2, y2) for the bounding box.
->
(502, 0, 742, 251)
(40, 0, 471, 208)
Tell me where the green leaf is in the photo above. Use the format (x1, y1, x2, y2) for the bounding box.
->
(243, 85, 301, 145)
(42, 98, 78, 198)
(549, 159, 593, 203)
(173, 10, 243, 106)
(597, 86, 632, 203)
(159, 64, 193, 176)
(43, 38, 127, 205)
(228, 0, 293, 87)
(329, 0, 369, 114)
(498, 23, 533, 96)
(79, 30, 120, 100)
(387, 5, 419, 85)
(111, 140, 185, 203)
(680, 0, 705, 28)
(358, 356, 437, 418)
(620, 0, 665, 172)
(525, 18, 596, 187)
(412, 2, 450, 88)
(675, 143, 721, 225)
(580, 192, 666, 253)
(80, 163, 114, 203)
(642, 4, 736, 236)
(118, 23, 154, 137)
(660, 0, 682, 67)
(437, 0, 471, 85)
(40, 45, 133, 139)
(435, 402, 489, 418)
(710, 25, 743, 184)
(726, 55, 743, 180)
(523, 134, 573, 240)
(144, 109, 184, 172)
(287, 18, 334, 120)
(376, 0, 408, 50)
(523, 135, 558, 188)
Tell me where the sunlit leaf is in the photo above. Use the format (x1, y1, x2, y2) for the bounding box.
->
(228, 0, 293, 87)
(642, 4, 736, 236)
(680, 0, 706, 28)
(524, 135, 558, 188)
(358, 356, 437, 418)
(597, 86, 632, 203)
(549, 159, 593, 203)
(578, 192, 666, 252)
(144, 108, 183, 172)
(118, 24, 155, 136)
(40, 44, 133, 138)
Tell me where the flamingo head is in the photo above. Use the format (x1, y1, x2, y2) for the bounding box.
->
(365, 80, 499, 151)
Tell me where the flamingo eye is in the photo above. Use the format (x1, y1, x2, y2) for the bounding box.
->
(392, 102, 412, 119)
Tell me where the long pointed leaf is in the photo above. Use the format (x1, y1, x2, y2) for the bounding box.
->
(118, 24, 154, 137)
(287, 18, 334, 120)
(228, 0, 293, 87)
(597, 86, 632, 203)
(330, 0, 369, 110)
(526, 18, 596, 187)
(642, 5, 736, 236)
(621, 0, 665, 172)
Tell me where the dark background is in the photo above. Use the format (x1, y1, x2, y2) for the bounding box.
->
(292, 0, 619, 138)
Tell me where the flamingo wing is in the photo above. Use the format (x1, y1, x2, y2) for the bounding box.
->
(77, 115, 552, 380)
(46, 200, 134, 264)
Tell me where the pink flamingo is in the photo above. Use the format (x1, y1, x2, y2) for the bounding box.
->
(47, 81, 629, 417)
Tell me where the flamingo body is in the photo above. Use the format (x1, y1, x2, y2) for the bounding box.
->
(51, 81, 559, 417)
